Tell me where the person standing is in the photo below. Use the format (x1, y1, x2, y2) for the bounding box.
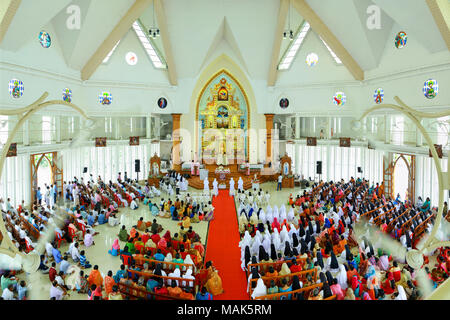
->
(229, 177, 235, 197)
(277, 174, 283, 191)
(36, 187, 42, 205)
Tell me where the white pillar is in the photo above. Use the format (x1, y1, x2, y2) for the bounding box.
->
(23, 119, 30, 146)
(114, 118, 120, 140)
(295, 143, 301, 175)
(286, 116, 292, 140)
(55, 116, 61, 143)
(146, 116, 151, 139)
(385, 114, 390, 144)
(295, 115, 300, 140)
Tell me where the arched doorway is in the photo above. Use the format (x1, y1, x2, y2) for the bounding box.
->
(30, 152, 63, 206)
(391, 154, 416, 202)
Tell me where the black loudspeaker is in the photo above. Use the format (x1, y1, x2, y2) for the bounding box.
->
(135, 160, 141, 173)
(316, 161, 322, 175)
(83, 167, 88, 173)
(357, 167, 362, 173)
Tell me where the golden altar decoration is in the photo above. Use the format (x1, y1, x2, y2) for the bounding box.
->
(200, 77, 245, 164)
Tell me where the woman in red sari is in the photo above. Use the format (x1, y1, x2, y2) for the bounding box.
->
(382, 271, 396, 294)
(272, 218, 281, 232)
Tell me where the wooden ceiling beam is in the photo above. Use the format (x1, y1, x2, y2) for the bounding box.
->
(426, 0, 450, 51)
(0, 0, 22, 45)
(268, 0, 289, 87)
(154, 0, 177, 86)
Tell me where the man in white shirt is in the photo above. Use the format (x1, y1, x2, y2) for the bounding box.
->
(50, 281, 65, 300)
(277, 175, 283, 191)
(1, 284, 15, 300)
(71, 242, 80, 263)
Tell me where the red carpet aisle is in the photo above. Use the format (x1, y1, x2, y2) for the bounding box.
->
(204, 190, 249, 300)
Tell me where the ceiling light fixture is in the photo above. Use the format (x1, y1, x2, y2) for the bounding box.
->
(283, 0, 294, 41)
(149, 0, 160, 39)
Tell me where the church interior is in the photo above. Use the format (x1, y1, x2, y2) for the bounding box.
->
(0, 0, 449, 301)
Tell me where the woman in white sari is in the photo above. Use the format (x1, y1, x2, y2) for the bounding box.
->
(251, 237, 261, 256)
(168, 268, 181, 286)
(164, 252, 174, 271)
(395, 285, 407, 300)
(65, 265, 81, 290)
(259, 209, 267, 225)
(183, 255, 195, 272)
(336, 264, 348, 290)
(182, 268, 195, 288)
(251, 278, 267, 300)
(262, 234, 271, 254)
(280, 225, 289, 244)
(287, 207, 295, 223)
(273, 206, 280, 222)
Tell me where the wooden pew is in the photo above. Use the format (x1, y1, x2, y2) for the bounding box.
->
(127, 269, 196, 293)
(253, 282, 323, 300)
(117, 281, 187, 300)
(248, 268, 318, 298)
(133, 256, 196, 273)
(248, 258, 307, 275)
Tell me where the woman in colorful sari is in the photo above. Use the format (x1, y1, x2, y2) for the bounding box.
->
(118, 225, 129, 242)
(420, 197, 431, 213)
(344, 287, 356, 300)
(205, 270, 224, 296)
(104, 270, 115, 296)
(108, 238, 120, 256)
(351, 275, 362, 297)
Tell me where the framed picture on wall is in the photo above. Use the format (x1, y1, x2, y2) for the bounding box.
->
(6, 143, 17, 157)
(129, 136, 140, 146)
(339, 137, 351, 148)
(429, 144, 443, 158)
(306, 137, 317, 146)
(95, 137, 107, 147)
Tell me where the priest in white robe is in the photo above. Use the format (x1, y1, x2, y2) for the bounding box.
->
(229, 177, 235, 196)
(238, 177, 244, 192)
(203, 178, 210, 194)
(212, 178, 219, 197)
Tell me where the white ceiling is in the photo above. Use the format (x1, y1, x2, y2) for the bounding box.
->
(1, 0, 449, 86)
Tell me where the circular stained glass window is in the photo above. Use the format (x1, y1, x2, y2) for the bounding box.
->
(158, 97, 167, 109)
(99, 92, 113, 105)
(395, 31, 407, 49)
(62, 88, 72, 103)
(374, 88, 384, 104)
(279, 98, 289, 109)
(38, 31, 51, 48)
(306, 53, 318, 67)
(333, 92, 346, 106)
(9, 79, 24, 98)
(423, 79, 438, 99)
(125, 52, 138, 65)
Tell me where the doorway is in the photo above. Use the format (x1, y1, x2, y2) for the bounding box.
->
(391, 154, 415, 203)
(30, 152, 63, 206)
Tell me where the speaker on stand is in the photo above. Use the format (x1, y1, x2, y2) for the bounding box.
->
(316, 161, 322, 182)
(135, 159, 140, 181)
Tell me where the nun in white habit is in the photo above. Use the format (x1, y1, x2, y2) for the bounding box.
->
(287, 207, 295, 223)
(251, 236, 261, 256)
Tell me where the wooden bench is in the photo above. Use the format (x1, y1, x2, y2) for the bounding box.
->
(127, 269, 196, 293)
(117, 281, 187, 300)
(248, 257, 307, 275)
(133, 256, 196, 273)
(253, 282, 323, 300)
(248, 268, 317, 298)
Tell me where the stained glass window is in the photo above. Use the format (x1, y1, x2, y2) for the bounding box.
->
(125, 52, 138, 65)
(423, 79, 438, 99)
(9, 79, 24, 98)
(306, 53, 318, 67)
(395, 31, 407, 49)
(374, 88, 384, 104)
(99, 92, 113, 105)
(38, 31, 51, 48)
(62, 88, 72, 103)
(333, 92, 346, 106)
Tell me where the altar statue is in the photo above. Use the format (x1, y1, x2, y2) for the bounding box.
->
(191, 160, 195, 175)
(229, 177, 235, 197)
